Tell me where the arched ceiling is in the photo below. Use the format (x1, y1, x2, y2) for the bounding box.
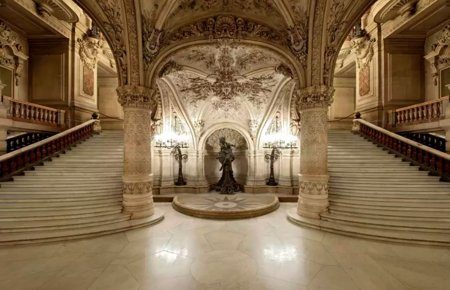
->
(158, 42, 293, 136)
(140, 0, 311, 30)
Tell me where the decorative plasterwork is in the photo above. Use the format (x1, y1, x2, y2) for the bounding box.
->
(206, 128, 248, 151)
(425, 24, 450, 86)
(374, 0, 418, 23)
(143, 13, 308, 70)
(323, 0, 349, 85)
(33, 0, 79, 23)
(0, 20, 28, 86)
(117, 85, 159, 111)
(97, 0, 128, 85)
(295, 85, 334, 111)
(78, 35, 102, 70)
(350, 32, 375, 69)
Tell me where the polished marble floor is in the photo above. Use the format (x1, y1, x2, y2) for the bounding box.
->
(1, 203, 450, 290)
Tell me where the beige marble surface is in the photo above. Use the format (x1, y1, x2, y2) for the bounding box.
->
(0, 203, 450, 290)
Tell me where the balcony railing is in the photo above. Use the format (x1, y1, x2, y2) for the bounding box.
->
(0, 120, 97, 181)
(392, 96, 449, 127)
(3, 96, 65, 127)
(353, 118, 450, 181)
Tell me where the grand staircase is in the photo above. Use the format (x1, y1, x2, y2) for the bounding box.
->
(0, 130, 162, 245)
(321, 130, 450, 245)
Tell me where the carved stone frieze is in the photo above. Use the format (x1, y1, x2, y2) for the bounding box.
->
(299, 180, 328, 196)
(78, 35, 102, 70)
(117, 85, 158, 110)
(295, 86, 334, 111)
(123, 180, 153, 195)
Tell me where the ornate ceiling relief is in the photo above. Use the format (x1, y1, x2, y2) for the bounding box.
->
(97, 0, 128, 85)
(158, 43, 288, 140)
(167, 0, 285, 30)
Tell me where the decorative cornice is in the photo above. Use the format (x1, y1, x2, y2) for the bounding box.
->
(117, 85, 159, 110)
(295, 85, 334, 111)
(374, 0, 418, 23)
(33, 0, 79, 23)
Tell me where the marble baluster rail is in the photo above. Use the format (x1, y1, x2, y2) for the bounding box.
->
(4, 96, 65, 127)
(354, 118, 450, 181)
(393, 96, 449, 126)
(0, 119, 96, 181)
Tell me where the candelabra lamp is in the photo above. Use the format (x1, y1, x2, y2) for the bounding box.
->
(264, 146, 281, 186)
(173, 144, 188, 186)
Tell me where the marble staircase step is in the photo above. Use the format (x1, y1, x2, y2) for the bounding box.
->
(0, 213, 131, 233)
(320, 212, 450, 233)
(0, 212, 163, 245)
(0, 207, 122, 221)
(329, 204, 450, 218)
(329, 197, 450, 208)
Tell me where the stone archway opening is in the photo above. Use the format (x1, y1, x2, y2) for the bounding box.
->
(204, 128, 249, 189)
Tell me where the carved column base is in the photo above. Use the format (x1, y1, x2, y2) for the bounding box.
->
(297, 174, 329, 219)
(122, 178, 155, 219)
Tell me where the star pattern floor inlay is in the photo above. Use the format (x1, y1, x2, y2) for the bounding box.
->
(172, 194, 279, 219)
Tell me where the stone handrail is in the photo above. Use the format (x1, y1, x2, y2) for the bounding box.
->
(353, 118, 450, 181)
(0, 119, 98, 180)
(3, 96, 65, 127)
(392, 96, 449, 127)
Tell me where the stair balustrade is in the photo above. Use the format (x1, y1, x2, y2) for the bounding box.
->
(391, 96, 449, 127)
(399, 132, 446, 152)
(353, 118, 450, 181)
(0, 119, 97, 181)
(6, 132, 55, 153)
(3, 96, 65, 127)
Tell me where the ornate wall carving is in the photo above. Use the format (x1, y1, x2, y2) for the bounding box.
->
(117, 85, 158, 111)
(33, 0, 79, 23)
(295, 85, 334, 111)
(425, 24, 450, 86)
(97, 0, 128, 85)
(0, 20, 28, 86)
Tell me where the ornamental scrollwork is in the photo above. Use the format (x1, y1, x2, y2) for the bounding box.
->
(117, 85, 159, 111)
(295, 85, 334, 111)
(123, 181, 152, 195)
(97, 0, 128, 85)
(78, 34, 102, 70)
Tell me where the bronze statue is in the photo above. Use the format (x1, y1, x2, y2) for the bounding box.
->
(212, 137, 243, 194)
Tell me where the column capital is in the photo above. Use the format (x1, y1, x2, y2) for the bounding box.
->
(117, 85, 158, 110)
(295, 85, 334, 111)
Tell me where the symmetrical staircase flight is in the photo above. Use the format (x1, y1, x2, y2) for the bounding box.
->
(322, 130, 450, 245)
(0, 129, 162, 245)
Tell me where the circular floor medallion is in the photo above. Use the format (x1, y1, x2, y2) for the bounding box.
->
(172, 193, 280, 219)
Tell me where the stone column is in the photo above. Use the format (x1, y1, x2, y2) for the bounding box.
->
(296, 86, 334, 219)
(117, 85, 158, 219)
